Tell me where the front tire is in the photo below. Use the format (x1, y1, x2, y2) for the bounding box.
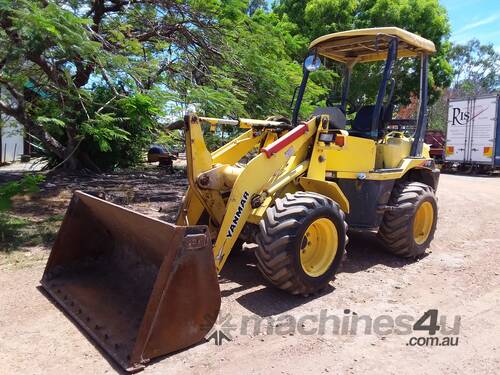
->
(255, 192, 347, 295)
(378, 182, 437, 258)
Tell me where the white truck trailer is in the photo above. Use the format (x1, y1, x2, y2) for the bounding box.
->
(445, 95, 500, 173)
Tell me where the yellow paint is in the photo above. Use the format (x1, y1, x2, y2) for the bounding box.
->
(422, 143, 431, 158)
(181, 112, 436, 275)
(184, 116, 227, 225)
(376, 133, 412, 169)
(175, 187, 205, 226)
(413, 201, 434, 245)
(247, 196, 274, 224)
(266, 161, 309, 196)
(299, 177, 349, 213)
(211, 118, 319, 272)
(262, 132, 278, 147)
(211, 130, 264, 165)
(324, 135, 377, 172)
(300, 218, 338, 277)
(307, 116, 329, 180)
(332, 157, 429, 180)
(310, 27, 436, 63)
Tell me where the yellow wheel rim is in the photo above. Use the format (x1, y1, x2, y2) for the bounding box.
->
(413, 201, 434, 245)
(299, 218, 338, 277)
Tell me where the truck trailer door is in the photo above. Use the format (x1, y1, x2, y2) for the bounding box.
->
(446, 99, 469, 162)
(468, 96, 497, 164)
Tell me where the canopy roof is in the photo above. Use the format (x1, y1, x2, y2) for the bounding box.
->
(309, 27, 436, 64)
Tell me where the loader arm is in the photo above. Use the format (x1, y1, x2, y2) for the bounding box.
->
(182, 114, 318, 272)
(177, 127, 279, 227)
(178, 116, 268, 227)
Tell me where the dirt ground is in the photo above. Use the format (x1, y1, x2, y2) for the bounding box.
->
(0, 172, 499, 374)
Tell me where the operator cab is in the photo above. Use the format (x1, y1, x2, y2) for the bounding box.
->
(292, 27, 435, 154)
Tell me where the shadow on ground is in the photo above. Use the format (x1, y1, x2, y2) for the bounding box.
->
(219, 232, 419, 317)
(341, 231, 421, 273)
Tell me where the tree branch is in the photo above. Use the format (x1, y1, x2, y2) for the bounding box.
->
(0, 99, 21, 118)
(0, 78, 23, 100)
(27, 53, 67, 87)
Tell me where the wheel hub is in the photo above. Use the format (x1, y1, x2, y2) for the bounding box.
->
(413, 201, 434, 245)
(300, 218, 338, 277)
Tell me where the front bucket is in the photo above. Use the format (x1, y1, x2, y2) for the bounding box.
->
(41, 191, 220, 372)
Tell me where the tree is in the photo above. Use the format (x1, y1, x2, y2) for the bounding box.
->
(0, 0, 222, 170)
(426, 40, 500, 131)
(184, 1, 328, 120)
(449, 39, 500, 96)
(247, 0, 267, 15)
(275, 0, 453, 109)
(427, 88, 448, 131)
(276, 0, 356, 40)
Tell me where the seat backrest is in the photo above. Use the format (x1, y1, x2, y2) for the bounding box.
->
(352, 105, 377, 133)
(311, 106, 346, 129)
(352, 104, 394, 138)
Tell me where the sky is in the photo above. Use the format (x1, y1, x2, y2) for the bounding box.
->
(440, 0, 500, 51)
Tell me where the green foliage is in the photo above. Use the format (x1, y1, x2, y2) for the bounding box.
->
(81, 91, 164, 169)
(186, 2, 328, 120)
(156, 130, 185, 151)
(276, 0, 357, 38)
(449, 39, 500, 96)
(81, 113, 130, 152)
(355, 0, 452, 105)
(1, 0, 455, 169)
(427, 90, 448, 131)
(0, 0, 218, 170)
(275, 0, 453, 107)
(0, 175, 45, 211)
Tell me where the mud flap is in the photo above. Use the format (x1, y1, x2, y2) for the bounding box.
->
(41, 191, 220, 372)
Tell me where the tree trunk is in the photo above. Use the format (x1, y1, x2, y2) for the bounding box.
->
(63, 127, 80, 170)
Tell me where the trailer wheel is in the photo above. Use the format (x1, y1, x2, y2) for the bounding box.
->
(255, 192, 347, 295)
(378, 182, 437, 258)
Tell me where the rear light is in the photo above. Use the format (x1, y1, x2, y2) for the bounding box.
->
(335, 135, 345, 147)
(446, 146, 454, 155)
(484, 147, 492, 157)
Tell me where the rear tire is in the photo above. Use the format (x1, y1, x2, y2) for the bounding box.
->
(255, 192, 347, 295)
(378, 182, 437, 258)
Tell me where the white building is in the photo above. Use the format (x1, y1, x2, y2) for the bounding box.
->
(0, 115, 24, 163)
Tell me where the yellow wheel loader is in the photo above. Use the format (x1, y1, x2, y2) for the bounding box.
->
(41, 27, 439, 371)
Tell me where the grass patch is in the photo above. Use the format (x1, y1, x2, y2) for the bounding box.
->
(0, 212, 63, 252)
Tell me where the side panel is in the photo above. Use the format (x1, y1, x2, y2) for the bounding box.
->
(325, 136, 377, 172)
(496, 97, 500, 166)
(469, 96, 497, 164)
(446, 99, 468, 162)
(446, 96, 497, 165)
(336, 179, 395, 230)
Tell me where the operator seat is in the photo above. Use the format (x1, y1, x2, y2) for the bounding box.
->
(351, 104, 394, 139)
(311, 106, 346, 129)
